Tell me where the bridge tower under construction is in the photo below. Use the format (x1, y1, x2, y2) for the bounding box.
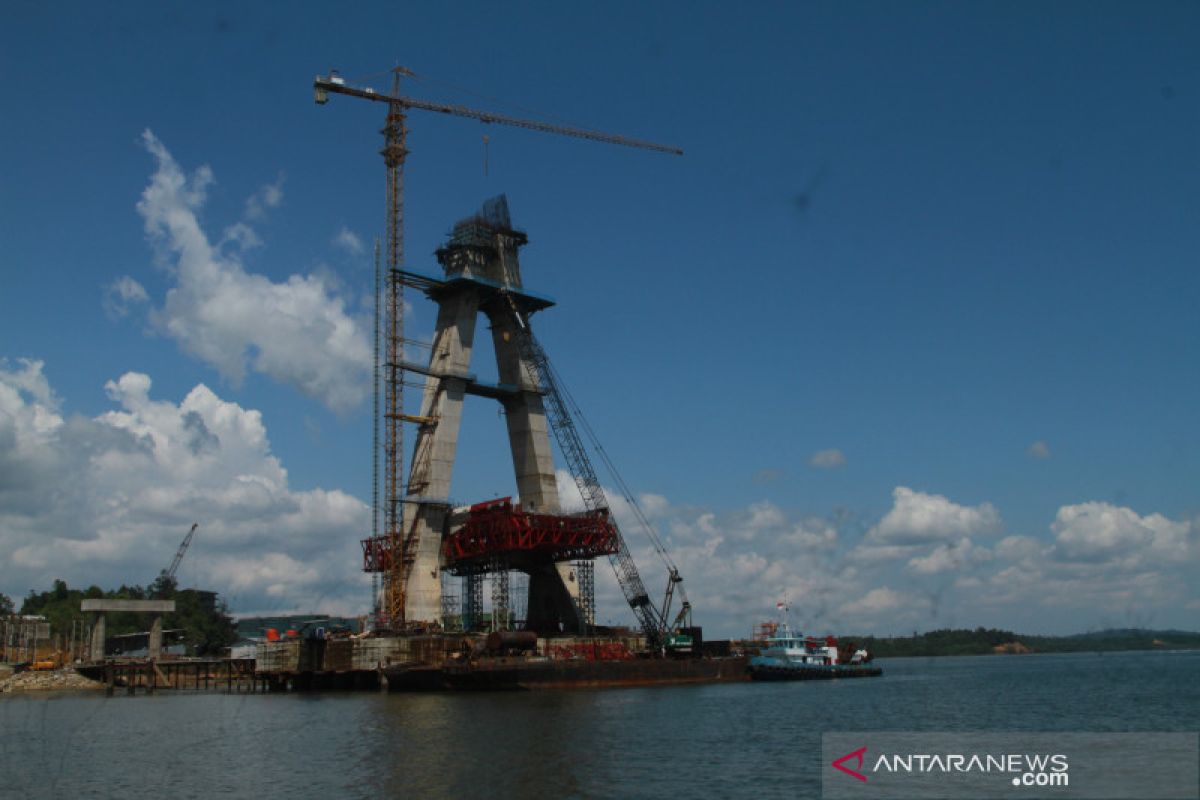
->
(362, 196, 615, 634)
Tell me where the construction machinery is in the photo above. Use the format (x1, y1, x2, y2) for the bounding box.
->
(501, 295, 692, 650)
(158, 523, 199, 587)
(313, 66, 689, 648)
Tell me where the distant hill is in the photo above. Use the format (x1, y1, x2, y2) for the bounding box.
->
(851, 627, 1200, 658)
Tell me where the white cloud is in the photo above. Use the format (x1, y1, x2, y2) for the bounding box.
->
(809, 448, 846, 469)
(841, 587, 924, 619)
(103, 276, 150, 320)
(333, 226, 365, 256)
(993, 535, 1044, 563)
(1027, 440, 1051, 460)
(907, 537, 991, 575)
(1050, 501, 1192, 564)
(0, 360, 369, 616)
(219, 221, 262, 252)
(136, 130, 371, 412)
(541, 475, 1200, 634)
(244, 173, 284, 221)
(7, 359, 1194, 633)
(867, 486, 1000, 545)
(0, 357, 56, 410)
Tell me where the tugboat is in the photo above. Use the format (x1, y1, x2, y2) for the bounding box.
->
(748, 603, 882, 681)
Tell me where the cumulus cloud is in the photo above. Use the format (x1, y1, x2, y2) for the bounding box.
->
(1027, 440, 1051, 460)
(549, 470, 864, 633)
(135, 131, 370, 412)
(7, 356, 1194, 633)
(544, 473, 1193, 634)
(102, 276, 150, 320)
(867, 486, 1000, 545)
(0, 359, 369, 616)
(333, 226, 365, 256)
(809, 448, 846, 469)
(1050, 502, 1191, 564)
(841, 587, 926, 620)
(907, 537, 991, 575)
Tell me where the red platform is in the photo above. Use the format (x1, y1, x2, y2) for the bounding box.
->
(443, 497, 619, 573)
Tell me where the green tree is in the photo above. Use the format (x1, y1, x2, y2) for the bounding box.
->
(21, 579, 238, 656)
(167, 589, 237, 655)
(0, 591, 13, 617)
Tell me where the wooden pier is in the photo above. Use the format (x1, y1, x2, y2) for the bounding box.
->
(87, 658, 261, 695)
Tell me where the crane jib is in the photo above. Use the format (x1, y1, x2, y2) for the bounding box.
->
(313, 79, 683, 156)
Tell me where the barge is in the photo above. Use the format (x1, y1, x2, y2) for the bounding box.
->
(256, 629, 750, 692)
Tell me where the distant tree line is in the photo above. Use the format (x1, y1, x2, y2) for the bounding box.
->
(853, 626, 1200, 658)
(18, 577, 237, 656)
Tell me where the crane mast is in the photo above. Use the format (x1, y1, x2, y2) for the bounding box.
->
(314, 66, 683, 635)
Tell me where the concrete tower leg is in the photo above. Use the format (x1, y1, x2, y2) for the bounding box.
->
(489, 307, 584, 632)
(526, 562, 586, 634)
(403, 290, 481, 624)
(399, 198, 589, 634)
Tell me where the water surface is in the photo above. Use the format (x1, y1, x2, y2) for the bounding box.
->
(2, 650, 1196, 799)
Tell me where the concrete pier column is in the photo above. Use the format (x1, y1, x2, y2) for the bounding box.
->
(149, 615, 163, 659)
(90, 613, 106, 662)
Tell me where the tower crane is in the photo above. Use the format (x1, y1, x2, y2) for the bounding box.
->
(314, 66, 682, 629)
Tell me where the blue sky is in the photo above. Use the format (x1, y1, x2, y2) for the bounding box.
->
(2, 2, 1197, 636)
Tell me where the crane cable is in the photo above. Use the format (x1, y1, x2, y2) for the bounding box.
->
(544, 358, 678, 575)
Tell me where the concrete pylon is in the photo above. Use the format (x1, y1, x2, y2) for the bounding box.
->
(400, 196, 582, 630)
(90, 613, 106, 662)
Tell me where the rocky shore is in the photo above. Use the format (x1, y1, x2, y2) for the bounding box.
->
(0, 667, 105, 694)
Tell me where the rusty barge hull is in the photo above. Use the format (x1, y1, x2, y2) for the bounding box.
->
(385, 655, 750, 691)
(255, 635, 748, 692)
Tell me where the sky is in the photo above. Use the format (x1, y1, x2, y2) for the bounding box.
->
(1, 2, 1197, 637)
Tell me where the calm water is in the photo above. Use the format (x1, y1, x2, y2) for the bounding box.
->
(1, 650, 1197, 799)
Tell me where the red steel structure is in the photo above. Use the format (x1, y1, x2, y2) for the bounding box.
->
(441, 498, 619, 574)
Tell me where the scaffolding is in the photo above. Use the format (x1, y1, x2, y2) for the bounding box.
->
(575, 560, 595, 626)
(490, 568, 511, 632)
(462, 574, 484, 632)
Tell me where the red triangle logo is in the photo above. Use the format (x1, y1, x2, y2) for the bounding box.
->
(832, 746, 868, 782)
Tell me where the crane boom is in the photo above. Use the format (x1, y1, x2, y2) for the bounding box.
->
(314, 77, 683, 155)
(162, 523, 199, 581)
(501, 296, 670, 648)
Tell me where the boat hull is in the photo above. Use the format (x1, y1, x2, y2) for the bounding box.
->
(748, 662, 882, 680)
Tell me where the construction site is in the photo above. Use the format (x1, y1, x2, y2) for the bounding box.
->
(0, 66, 745, 694)
(252, 68, 746, 691)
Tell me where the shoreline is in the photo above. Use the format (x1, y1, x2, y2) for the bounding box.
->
(0, 667, 106, 695)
